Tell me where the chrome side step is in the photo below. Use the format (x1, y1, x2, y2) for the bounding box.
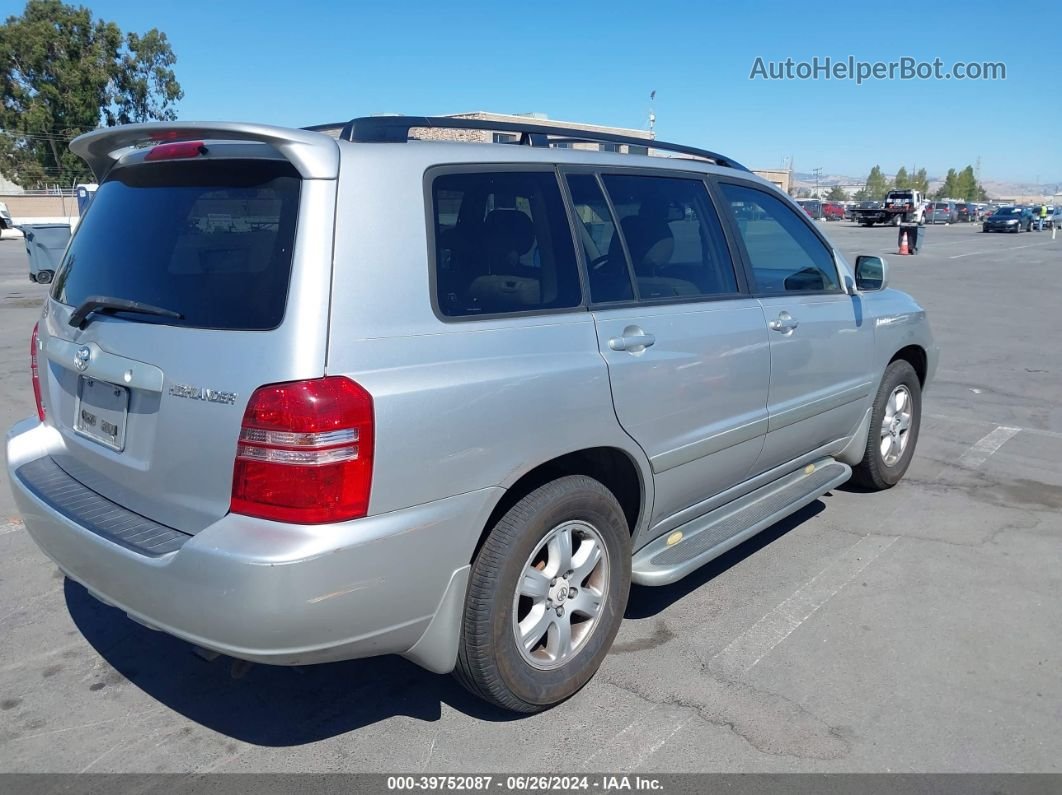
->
(632, 458, 851, 586)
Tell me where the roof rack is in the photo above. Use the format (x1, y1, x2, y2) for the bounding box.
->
(302, 122, 347, 138)
(332, 116, 749, 171)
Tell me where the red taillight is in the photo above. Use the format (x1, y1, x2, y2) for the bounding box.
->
(230, 377, 374, 524)
(30, 323, 45, 421)
(144, 141, 207, 161)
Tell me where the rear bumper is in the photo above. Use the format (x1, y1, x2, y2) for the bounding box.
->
(6, 417, 499, 672)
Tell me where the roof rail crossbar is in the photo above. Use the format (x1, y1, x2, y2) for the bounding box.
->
(337, 116, 748, 171)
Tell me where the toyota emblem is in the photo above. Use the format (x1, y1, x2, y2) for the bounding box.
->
(74, 346, 90, 372)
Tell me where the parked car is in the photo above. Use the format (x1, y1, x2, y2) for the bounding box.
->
(822, 201, 845, 221)
(6, 116, 937, 713)
(1026, 204, 1054, 231)
(955, 203, 971, 223)
(796, 198, 823, 220)
(926, 201, 958, 224)
(0, 201, 12, 231)
(1047, 206, 1061, 230)
(982, 205, 1033, 233)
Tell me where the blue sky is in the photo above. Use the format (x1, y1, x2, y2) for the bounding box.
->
(79, 0, 1058, 185)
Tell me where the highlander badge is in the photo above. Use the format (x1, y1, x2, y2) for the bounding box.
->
(168, 383, 237, 405)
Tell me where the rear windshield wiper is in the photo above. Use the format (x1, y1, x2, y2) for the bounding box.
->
(69, 295, 183, 329)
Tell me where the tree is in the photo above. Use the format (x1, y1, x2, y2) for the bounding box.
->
(894, 167, 909, 190)
(954, 165, 987, 201)
(934, 169, 959, 199)
(912, 168, 929, 194)
(825, 184, 847, 201)
(0, 1, 183, 187)
(855, 165, 892, 201)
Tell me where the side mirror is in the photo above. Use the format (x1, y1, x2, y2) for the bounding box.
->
(854, 255, 889, 291)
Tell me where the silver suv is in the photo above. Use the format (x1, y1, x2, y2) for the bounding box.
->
(5, 116, 937, 712)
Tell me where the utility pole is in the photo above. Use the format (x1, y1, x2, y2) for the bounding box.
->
(647, 90, 656, 138)
(812, 167, 822, 198)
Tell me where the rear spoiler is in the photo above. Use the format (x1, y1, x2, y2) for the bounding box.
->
(70, 122, 340, 181)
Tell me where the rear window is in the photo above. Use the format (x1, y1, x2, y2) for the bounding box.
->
(431, 170, 582, 318)
(52, 160, 301, 330)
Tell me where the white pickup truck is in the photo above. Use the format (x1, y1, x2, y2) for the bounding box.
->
(883, 189, 926, 225)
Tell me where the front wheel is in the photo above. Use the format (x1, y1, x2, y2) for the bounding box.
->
(852, 360, 922, 490)
(35, 270, 54, 284)
(454, 475, 631, 712)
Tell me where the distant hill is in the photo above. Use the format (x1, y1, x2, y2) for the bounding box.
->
(789, 171, 1059, 201)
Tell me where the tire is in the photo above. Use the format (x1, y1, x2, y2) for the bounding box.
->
(35, 270, 53, 284)
(851, 360, 922, 490)
(454, 475, 631, 712)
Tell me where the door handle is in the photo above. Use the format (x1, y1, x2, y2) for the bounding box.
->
(768, 312, 799, 333)
(609, 332, 656, 352)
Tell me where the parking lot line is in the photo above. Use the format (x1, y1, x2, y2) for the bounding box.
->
(958, 426, 1022, 468)
(708, 534, 897, 680)
(924, 413, 1062, 440)
(581, 705, 690, 773)
(948, 241, 1056, 259)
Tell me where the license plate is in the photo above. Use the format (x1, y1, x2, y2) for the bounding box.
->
(74, 377, 129, 452)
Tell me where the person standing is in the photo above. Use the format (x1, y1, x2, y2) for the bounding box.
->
(1038, 204, 1048, 231)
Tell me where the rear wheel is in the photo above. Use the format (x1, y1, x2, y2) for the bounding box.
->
(454, 475, 631, 712)
(35, 270, 53, 284)
(852, 360, 922, 490)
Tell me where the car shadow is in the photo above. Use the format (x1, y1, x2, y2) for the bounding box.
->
(64, 579, 520, 746)
(65, 499, 827, 745)
(837, 481, 875, 494)
(624, 499, 826, 620)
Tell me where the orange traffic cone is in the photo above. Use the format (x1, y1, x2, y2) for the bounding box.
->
(899, 230, 909, 256)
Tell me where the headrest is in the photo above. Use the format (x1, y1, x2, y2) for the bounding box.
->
(620, 215, 674, 271)
(483, 209, 535, 257)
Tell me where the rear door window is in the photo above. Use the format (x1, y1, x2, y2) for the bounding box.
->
(599, 174, 738, 301)
(431, 171, 582, 317)
(53, 160, 300, 330)
(565, 173, 633, 303)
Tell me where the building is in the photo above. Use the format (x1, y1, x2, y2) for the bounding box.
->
(408, 111, 655, 155)
(751, 168, 792, 194)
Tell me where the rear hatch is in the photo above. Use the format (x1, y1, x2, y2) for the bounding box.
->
(36, 127, 338, 534)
